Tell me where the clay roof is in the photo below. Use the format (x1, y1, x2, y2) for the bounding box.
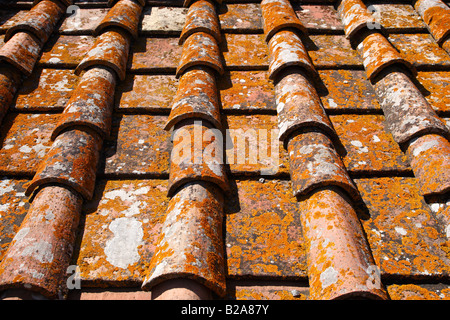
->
(0, 0, 449, 302)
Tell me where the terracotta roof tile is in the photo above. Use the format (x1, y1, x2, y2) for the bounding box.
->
(318, 69, 381, 112)
(77, 179, 169, 285)
(293, 4, 343, 32)
(261, 0, 307, 42)
(406, 134, 450, 196)
(129, 37, 181, 72)
(14, 68, 79, 112)
(0, 185, 83, 299)
(75, 29, 130, 81)
(95, 0, 142, 39)
(0, 31, 42, 76)
(224, 114, 289, 176)
(180, 0, 221, 45)
(267, 30, 318, 82)
(221, 33, 269, 68)
(275, 70, 336, 144)
(356, 177, 450, 277)
(388, 33, 450, 68)
(59, 8, 109, 34)
(370, 4, 427, 32)
(225, 179, 306, 278)
(4, 0, 65, 44)
(298, 187, 388, 300)
(52, 67, 116, 140)
(176, 31, 223, 77)
(372, 67, 449, 146)
(218, 3, 262, 33)
(416, 71, 450, 113)
(39, 35, 95, 67)
(142, 182, 226, 296)
(0, 64, 21, 122)
(356, 31, 416, 82)
(415, 0, 450, 44)
(331, 114, 410, 173)
(0, 178, 30, 260)
(168, 120, 229, 197)
(166, 66, 221, 130)
(25, 128, 103, 200)
(114, 74, 177, 112)
(103, 114, 171, 176)
(338, 0, 378, 45)
(218, 70, 275, 112)
(306, 34, 362, 68)
(1, 0, 450, 301)
(140, 7, 187, 35)
(0, 113, 59, 174)
(287, 130, 360, 201)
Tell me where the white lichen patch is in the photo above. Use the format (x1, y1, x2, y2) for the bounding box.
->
(104, 217, 143, 269)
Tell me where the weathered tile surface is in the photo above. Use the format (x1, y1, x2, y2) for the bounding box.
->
(129, 37, 181, 71)
(102, 115, 171, 176)
(77, 179, 169, 284)
(14, 68, 79, 111)
(39, 35, 95, 67)
(0, 113, 59, 174)
(225, 179, 307, 278)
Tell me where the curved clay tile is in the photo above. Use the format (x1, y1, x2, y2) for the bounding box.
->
(75, 29, 130, 81)
(176, 31, 223, 78)
(356, 32, 416, 83)
(260, 0, 307, 42)
(0, 32, 42, 76)
(5, 0, 65, 45)
(168, 119, 229, 197)
(337, 0, 378, 46)
(299, 187, 388, 300)
(415, 0, 450, 44)
(0, 65, 21, 124)
(267, 29, 318, 83)
(142, 181, 226, 297)
(0, 186, 83, 299)
(179, 0, 221, 45)
(372, 67, 450, 147)
(25, 129, 103, 201)
(275, 69, 337, 146)
(184, 0, 222, 8)
(287, 130, 360, 202)
(94, 0, 143, 40)
(165, 66, 221, 131)
(406, 134, 450, 197)
(52, 67, 116, 140)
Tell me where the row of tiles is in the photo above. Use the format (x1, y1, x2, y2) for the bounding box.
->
(8, 68, 450, 114)
(0, 176, 449, 283)
(5, 112, 450, 176)
(0, 32, 449, 70)
(0, 3, 436, 35)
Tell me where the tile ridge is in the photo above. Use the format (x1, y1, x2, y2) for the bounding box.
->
(261, 0, 358, 202)
(261, 0, 308, 42)
(337, 3, 450, 198)
(414, 0, 450, 45)
(94, 0, 143, 40)
(262, 0, 389, 300)
(337, 0, 385, 47)
(141, 0, 228, 299)
(0, 0, 70, 125)
(179, 0, 221, 45)
(0, 0, 144, 299)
